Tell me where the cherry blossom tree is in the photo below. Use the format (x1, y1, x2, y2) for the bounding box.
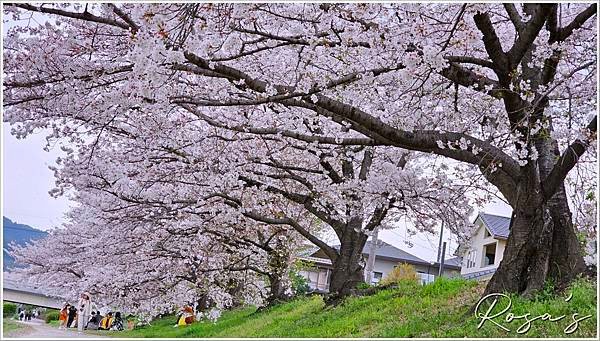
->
(3, 2, 597, 300)
(36, 97, 473, 299)
(9, 207, 259, 320)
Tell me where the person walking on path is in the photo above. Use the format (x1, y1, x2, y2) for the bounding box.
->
(67, 305, 77, 328)
(77, 292, 93, 333)
(58, 303, 70, 329)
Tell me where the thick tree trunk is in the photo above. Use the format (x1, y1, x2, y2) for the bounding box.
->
(266, 274, 290, 306)
(545, 185, 587, 284)
(265, 242, 292, 306)
(485, 15, 591, 298)
(483, 41, 587, 296)
(226, 279, 246, 308)
(267, 241, 291, 306)
(484, 175, 586, 297)
(327, 222, 368, 301)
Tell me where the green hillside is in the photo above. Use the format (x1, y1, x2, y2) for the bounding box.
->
(91, 277, 596, 338)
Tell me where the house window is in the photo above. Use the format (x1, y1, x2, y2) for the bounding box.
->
(316, 268, 330, 290)
(482, 243, 497, 267)
(466, 250, 477, 268)
(301, 268, 330, 291)
(371, 272, 383, 285)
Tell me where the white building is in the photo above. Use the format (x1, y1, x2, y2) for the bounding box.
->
(460, 212, 510, 280)
(298, 240, 461, 292)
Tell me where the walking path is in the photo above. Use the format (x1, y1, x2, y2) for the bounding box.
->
(7, 319, 107, 338)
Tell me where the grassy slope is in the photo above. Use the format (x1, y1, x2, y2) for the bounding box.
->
(93, 278, 597, 338)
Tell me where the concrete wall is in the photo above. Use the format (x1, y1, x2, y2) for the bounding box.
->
(371, 258, 398, 281)
(3, 288, 63, 309)
(372, 259, 460, 284)
(460, 217, 507, 276)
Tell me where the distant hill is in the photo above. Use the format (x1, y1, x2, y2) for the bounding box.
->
(3, 217, 48, 270)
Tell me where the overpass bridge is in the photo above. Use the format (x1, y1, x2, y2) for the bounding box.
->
(3, 276, 64, 309)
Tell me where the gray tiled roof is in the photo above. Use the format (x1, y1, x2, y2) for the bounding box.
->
(331, 240, 431, 265)
(479, 213, 511, 239)
(442, 256, 462, 268)
(297, 246, 320, 257)
(462, 267, 497, 280)
(430, 256, 462, 270)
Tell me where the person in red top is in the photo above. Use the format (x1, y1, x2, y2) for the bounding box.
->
(58, 303, 69, 329)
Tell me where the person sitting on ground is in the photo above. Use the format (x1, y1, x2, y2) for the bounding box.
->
(174, 305, 195, 327)
(99, 312, 114, 330)
(110, 312, 124, 331)
(86, 311, 100, 330)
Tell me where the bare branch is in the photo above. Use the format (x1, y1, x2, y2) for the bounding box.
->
(6, 3, 131, 30)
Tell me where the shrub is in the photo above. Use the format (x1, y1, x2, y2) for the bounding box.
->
(380, 263, 417, 286)
(356, 282, 373, 290)
(289, 268, 310, 296)
(288, 259, 312, 296)
(3, 302, 17, 317)
(45, 310, 60, 323)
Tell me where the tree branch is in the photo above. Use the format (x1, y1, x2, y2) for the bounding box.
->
(473, 11, 509, 75)
(549, 4, 597, 43)
(7, 3, 130, 30)
(503, 4, 524, 32)
(543, 116, 597, 199)
(507, 4, 553, 68)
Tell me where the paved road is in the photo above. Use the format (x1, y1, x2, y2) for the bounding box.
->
(8, 319, 107, 338)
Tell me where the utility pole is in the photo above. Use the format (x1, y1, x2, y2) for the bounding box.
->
(365, 226, 379, 284)
(436, 220, 444, 263)
(438, 242, 447, 277)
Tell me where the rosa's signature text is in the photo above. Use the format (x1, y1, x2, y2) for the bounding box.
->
(475, 293, 592, 334)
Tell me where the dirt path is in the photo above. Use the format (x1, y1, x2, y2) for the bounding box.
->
(7, 319, 108, 338)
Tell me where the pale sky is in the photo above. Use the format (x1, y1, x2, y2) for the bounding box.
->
(2, 125, 72, 231)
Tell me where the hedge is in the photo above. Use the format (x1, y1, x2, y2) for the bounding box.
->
(45, 310, 60, 323)
(3, 303, 17, 317)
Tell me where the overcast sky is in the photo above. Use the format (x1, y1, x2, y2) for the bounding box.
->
(2, 125, 72, 231)
(1, 10, 512, 262)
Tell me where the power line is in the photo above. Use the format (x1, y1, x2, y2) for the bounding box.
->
(386, 228, 459, 258)
(386, 229, 438, 253)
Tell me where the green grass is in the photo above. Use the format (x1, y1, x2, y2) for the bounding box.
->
(93, 277, 597, 338)
(3, 319, 31, 337)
